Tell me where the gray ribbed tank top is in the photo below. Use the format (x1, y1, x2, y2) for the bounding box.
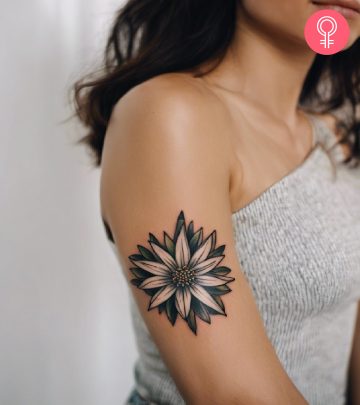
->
(109, 114, 360, 405)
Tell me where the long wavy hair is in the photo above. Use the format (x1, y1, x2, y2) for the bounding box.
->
(71, 0, 360, 167)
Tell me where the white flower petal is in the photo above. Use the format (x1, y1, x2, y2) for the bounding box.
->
(138, 276, 170, 289)
(192, 255, 225, 275)
(189, 284, 225, 314)
(188, 232, 213, 268)
(195, 275, 228, 287)
(149, 284, 177, 309)
(175, 287, 192, 318)
(131, 259, 170, 276)
(150, 242, 177, 270)
(175, 225, 190, 268)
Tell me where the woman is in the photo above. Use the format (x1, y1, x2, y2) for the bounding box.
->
(72, 1, 360, 404)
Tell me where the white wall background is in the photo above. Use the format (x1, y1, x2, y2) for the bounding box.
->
(0, 1, 137, 404)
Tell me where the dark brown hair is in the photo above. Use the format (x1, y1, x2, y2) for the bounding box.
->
(71, 0, 360, 167)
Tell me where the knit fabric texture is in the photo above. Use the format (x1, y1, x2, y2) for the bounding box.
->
(109, 114, 360, 405)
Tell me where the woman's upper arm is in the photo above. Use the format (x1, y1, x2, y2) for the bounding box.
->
(100, 77, 308, 405)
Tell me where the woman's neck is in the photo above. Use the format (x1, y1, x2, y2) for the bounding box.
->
(200, 11, 317, 127)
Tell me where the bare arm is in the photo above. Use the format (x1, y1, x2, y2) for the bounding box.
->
(347, 301, 360, 405)
(100, 76, 308, 405)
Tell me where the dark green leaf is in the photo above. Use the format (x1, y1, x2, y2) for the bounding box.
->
(128, 254, 143, 261)
(189, 228, 203, 254)
(210, 231, 216, 251)
(192, 299, 211, 324)
(206, 285, 232, 296)
(173, 213, 185, 243)
(158, 302, 166, 314)
(148, 233, 163, 248)
(216, 275, 235, 283)
(164, 232, 176, 258)
(143, 289, 154, 296)
(177, 210, 185, 223)
(205, 308, 219, 315)
(130, 278, 142, 287)
(130, 267, 152, 279)
(187, 309, 197, 335)
(166, 296, 178, 326)
(213, 294, 225, 310)
(209, 266, 231, 276)
(141, 287, 160, 298)
(186, 221, 194, 241)
(206, 307, 226, 315)
(208, 245, 225, 258)
(137, 245, 156, 261)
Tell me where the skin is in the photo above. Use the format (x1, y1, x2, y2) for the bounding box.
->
(100, 1, 360, 403)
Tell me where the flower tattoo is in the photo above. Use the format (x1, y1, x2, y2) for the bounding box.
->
(128, 211, 235, 334)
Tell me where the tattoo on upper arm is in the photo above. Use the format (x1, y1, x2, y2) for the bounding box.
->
(128, 211, 235, 334)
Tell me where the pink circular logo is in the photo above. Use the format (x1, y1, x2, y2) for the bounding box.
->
(304, 9, 350, 55)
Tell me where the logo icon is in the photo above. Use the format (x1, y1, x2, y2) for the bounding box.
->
(304, 9, 350, 55)
(317, 15, 337, 48)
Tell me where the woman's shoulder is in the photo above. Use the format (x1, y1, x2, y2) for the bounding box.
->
(113, 72, 227, 123)
(100, 72, 234, 228)
(107, 71, 232, 156)
(114, 71, 220, 108)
